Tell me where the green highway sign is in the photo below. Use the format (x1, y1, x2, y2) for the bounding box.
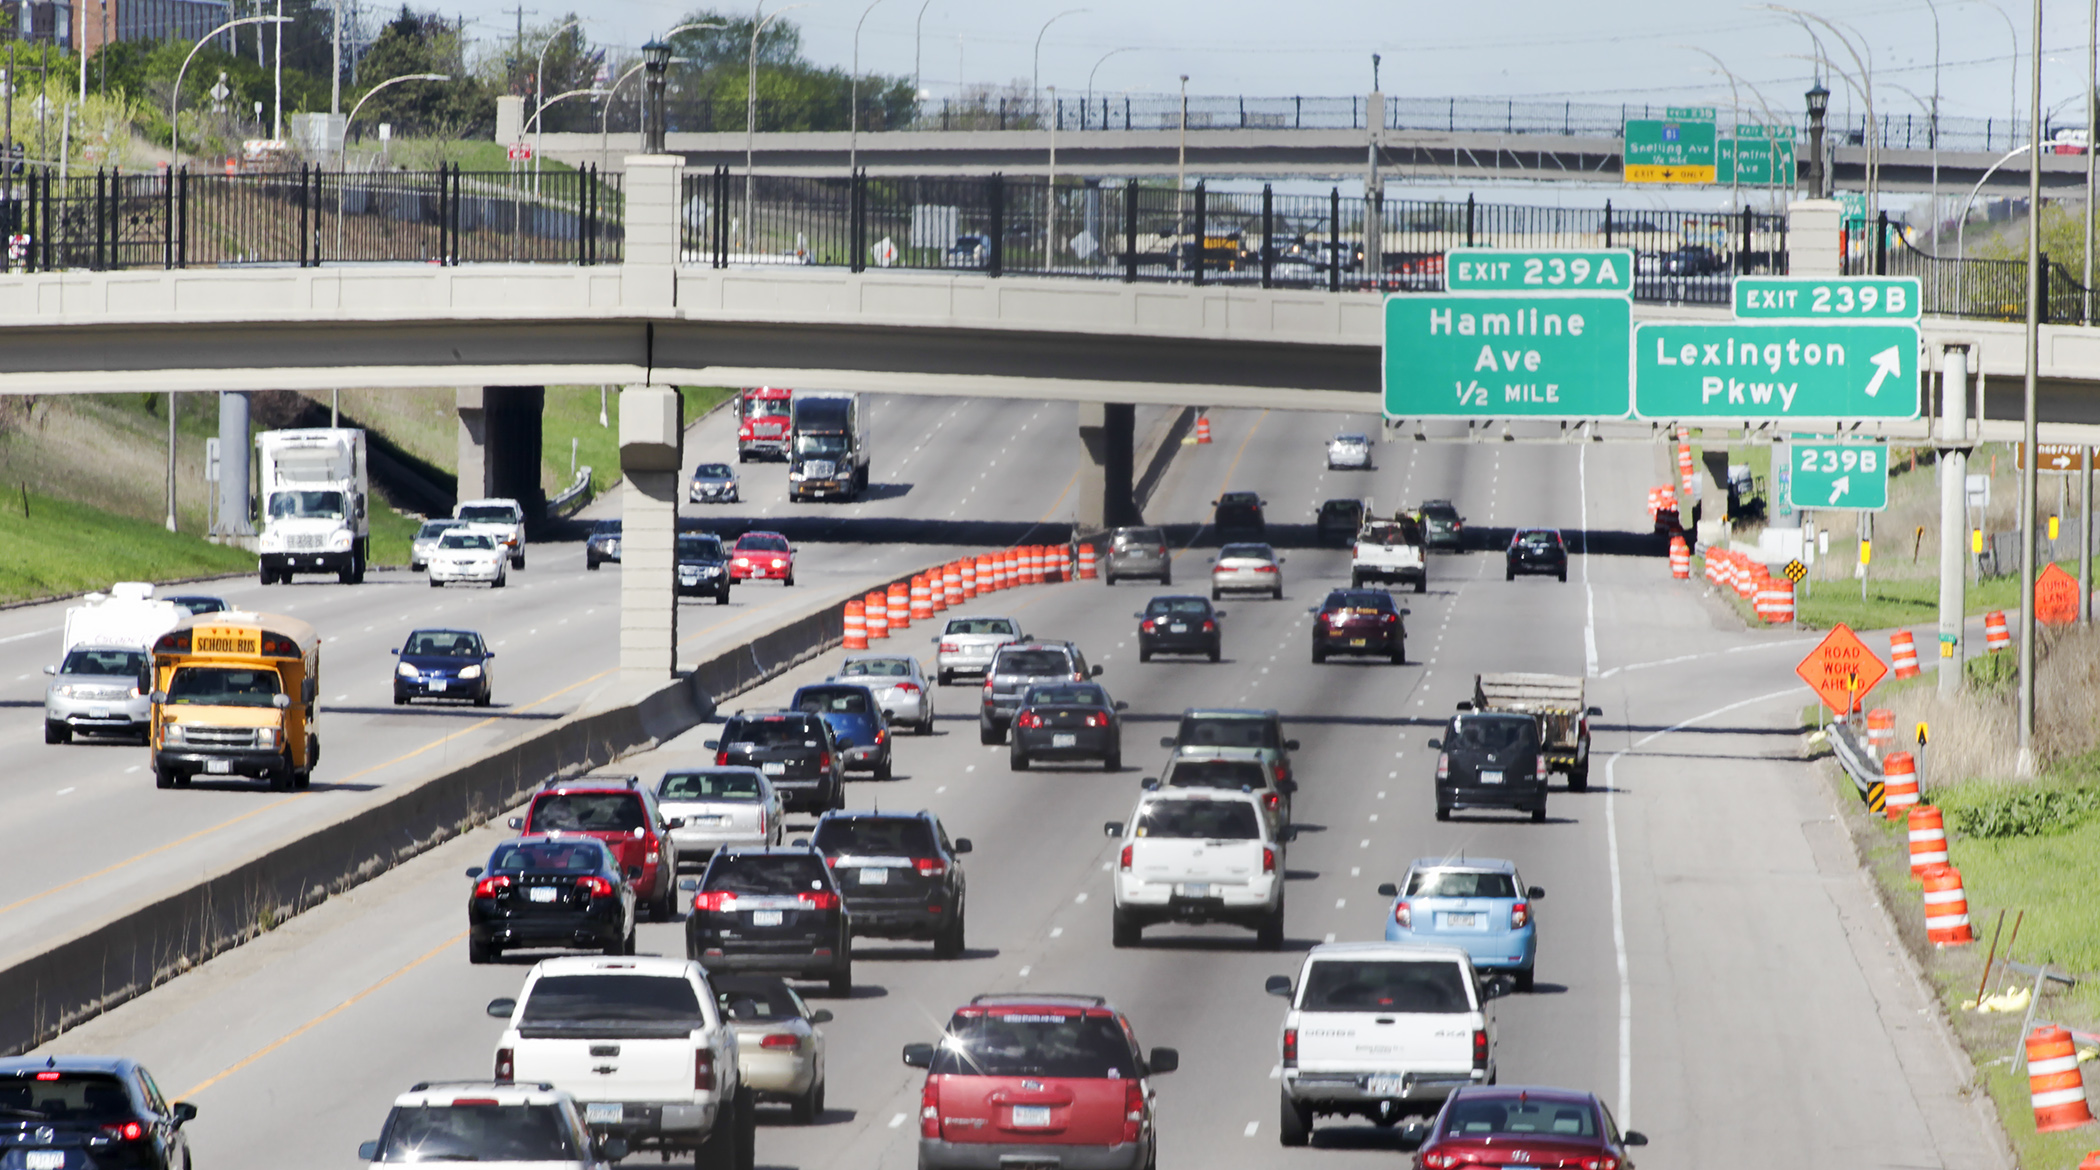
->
(1734, 123, 1794, 138)
(1625, 117, 1717, 184)
(1718, 136, 1796, 184)
(1445, 248, 1634, 294)
(1384, 295, 1632, 419)
(1789, 442, 1890, 510)
(1735, 276, 1922, 321)
(1667, 106, 1717, 120)
(1632, 322, 1921, 419)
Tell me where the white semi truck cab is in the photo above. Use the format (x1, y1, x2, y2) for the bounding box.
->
(257, 428, 369, 585)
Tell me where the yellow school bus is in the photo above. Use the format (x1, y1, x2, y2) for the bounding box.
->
(149, 611, 320, 791)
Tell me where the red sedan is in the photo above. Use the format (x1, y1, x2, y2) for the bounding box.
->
(731, 531, 796, 585)
(1412, 1086, 1646, 1170)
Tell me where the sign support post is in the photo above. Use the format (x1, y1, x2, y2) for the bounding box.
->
(1939, 347, 1969, 696)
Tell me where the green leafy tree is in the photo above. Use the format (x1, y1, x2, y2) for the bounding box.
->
(349, 8, 494, 140)
(651, 7, 914, 133)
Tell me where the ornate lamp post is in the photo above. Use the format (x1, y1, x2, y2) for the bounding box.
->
(642, 38, 671, 154)
(1805, 80, 1830, 196)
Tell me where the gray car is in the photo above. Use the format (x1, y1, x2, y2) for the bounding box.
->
(1102, 526, 1172, 586)
(832, 654, 934, 734)
(45, 644, 153, 744)
(1211, 542, 1285, 600)
(409, 518, 466, 572)
(689, 461, 741, 504)
(979, 641, 1100, 744)
(931, 615, 1022, 685)
(1326, 433, 1373, 470)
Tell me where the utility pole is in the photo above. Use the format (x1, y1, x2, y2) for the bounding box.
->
(1939, 346, 1969, 694)
(2016, 0, 2043, 774)
(331, 0, 342, 115)
(272, 0, 283, 142)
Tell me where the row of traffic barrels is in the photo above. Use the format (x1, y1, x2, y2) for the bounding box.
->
(1696, 547, 1795, 624)
(843, 545, 1094, 649)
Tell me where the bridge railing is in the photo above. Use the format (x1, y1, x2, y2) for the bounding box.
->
(1871, 222, 2098, 324)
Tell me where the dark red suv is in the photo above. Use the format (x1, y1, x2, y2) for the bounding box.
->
(903, 994, 1178, 1170)
(509, 776, 680, 921)
(1310, 588, 1408, 664)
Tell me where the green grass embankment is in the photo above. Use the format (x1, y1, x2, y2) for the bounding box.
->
(0, 491, 254, 604)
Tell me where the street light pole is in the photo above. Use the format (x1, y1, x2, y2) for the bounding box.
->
(914, 0, 933, 101)
(746, 4, 812, 252)
(2085, 0, 2097, 325)
(171, 15, 292, 163)
(607, 23, 725, 165)
(1177, 73, 1189, 191)
(641, 39, 671, 154)
(851, 0, 887, 177)
(338, 72, 449, 258)
(1086, 46, 1139, 114)
(1031, 8, 1085, 125)
(533, 17, 582, 187)
(1805, 81, 1830, 197)
(2016, 0, 2042, 774)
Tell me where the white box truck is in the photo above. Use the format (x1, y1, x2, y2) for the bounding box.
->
(44, 583, 185, 744)
(257, 428, 369, 585)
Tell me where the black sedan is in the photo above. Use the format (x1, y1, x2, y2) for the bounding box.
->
(811, 810, 972, 957)
(685, 846, 854, 995)
(465, 835, 637, 963)
(585, 518, 621, 570)
(1310, 589, 1407, 664)
(1213, 490, 1267, 541)
(392, 627, 493, 706)
(1137, 595, 1224, 662)
(677, 532, 734, 603)
(1428, 708, 1549, 823)
(1506, 528, 1569, 582)
(0, 1057, 198, 1170)
(1009, 682, 1127, 771)
(1316, 498, 1366, 547)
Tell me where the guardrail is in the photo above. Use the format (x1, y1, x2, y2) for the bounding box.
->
(549, 466, 594, 518)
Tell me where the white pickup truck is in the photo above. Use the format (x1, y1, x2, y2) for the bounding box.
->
(1265, 941, 1495, 1146)
(457, 497, 528, 569)
(487, 956, 753, 1168)
(1351, 517, 1427, 593)
(1105, 787, 1285, 950)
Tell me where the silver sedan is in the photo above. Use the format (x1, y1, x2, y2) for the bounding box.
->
(1211, 543, 1285, 600)
(832, 654, 935, 734)
(931, 615, 1022, 685)
(656, 767, 784, 864)
(1327, 432, 1373, 470)
(712, 974, 831, 1123)
(689, 461, 741, 503)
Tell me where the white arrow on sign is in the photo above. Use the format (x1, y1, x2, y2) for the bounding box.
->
(1862, 346, 1903, 398)
(1828, 474, 1851, 504)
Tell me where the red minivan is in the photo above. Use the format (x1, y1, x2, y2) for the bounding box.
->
(903, 994, 1178, 1170)
(509, 776, 680, 922)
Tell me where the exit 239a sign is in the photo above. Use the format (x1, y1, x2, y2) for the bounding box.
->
(1384, 296, 1631, 419)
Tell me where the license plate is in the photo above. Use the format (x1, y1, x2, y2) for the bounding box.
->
(761, 762, 786, 775)
(430, 680, 447, 692)
(1176, 883, 1211, 899)
(1052, 733, 1077, 747)
(26, 1153, 64, 1170)
(750, 909, 784, 926)
(1169, 623, 1188, 633)
(1350, 638, 1367, 647)
(1366, 1074, 1405, 1097)
(89, 707, 109, 719)
(1480, 770, 1504, 784)
(205, 759, 232, 774)
(1010, 1105, 1052, 1128)
(860, 867, 888, 885)
(1445, 912, 1480, 929)
(585, 1103, 623, 1125)
(529, 886, 558, 903)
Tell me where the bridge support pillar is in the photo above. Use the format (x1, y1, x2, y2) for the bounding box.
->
(1075, 402, 1137, 530)
(618, 386, 685, 679)
(211, 391, 254, 539)
(1786, 199, 1842, 277)
(621, 154, 683, 309)
(457, 386, 547, 527)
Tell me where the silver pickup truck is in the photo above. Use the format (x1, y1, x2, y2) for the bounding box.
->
(1351, 518, 1427, 593)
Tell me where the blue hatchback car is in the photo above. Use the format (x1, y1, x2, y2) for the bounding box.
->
(1378, 857, 1544, 990)
(789, 681, 894, 781)
(392, 627, 493, 706)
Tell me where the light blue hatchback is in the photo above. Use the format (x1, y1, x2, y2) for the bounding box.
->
(1379, 857, 1543, 990)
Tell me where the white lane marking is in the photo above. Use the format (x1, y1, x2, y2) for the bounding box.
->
(125, 766, 140, 774)
(1269, 1064, 1283, 1079)
(14, 674, 27, 681)
(1601, 684, 1800, 1129)
(364, 625, 374, 632)
(1324, 932, 1337, 943)
(1389, 771, 1398, 778)
(1019, 966, 1031, 977)
(1377, 791, 1386, 799)
(0, 626, 60, 645)
(1243, 1122, 1259, 1138)
(1359, 839, 1370, 848)
(965, 765, 976, 773)
(936, 786, 948, 794)
(1599, 637, 1824, 679)
(1367, 814, 1378, 823)
(1334, 898, 1346, 909)
(56, 787, 75, 796)
(1075, 892, 1088, 903)
(335, 694, 349, 701)
(1580, 442, 1600, 676)
(888, 1113, 907, 1129)
(1350, 866, 1362, 877)
(1394, 751, 1403, 758)
(1049, 927, 1063, 938)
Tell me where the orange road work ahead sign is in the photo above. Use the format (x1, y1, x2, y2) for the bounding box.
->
(2036, 562, 2082, 626)
(1796, 624, 1888, 713)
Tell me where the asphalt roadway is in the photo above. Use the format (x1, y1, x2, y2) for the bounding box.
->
(40, 406, 2010, 1170)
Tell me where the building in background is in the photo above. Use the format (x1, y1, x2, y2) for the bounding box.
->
(2, 0, 78, 46)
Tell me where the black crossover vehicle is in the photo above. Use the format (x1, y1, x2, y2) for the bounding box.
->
(584, 518, 622, 570)
(1137, 595, 1223, 662)
(466, 835, 638, 962)
(677, 532, 734, 602)
(1213, 491, 1267, 541)
(1009, 682, 1126, 770)
(685, 846, 854, 995)
(980, 642, 1099, 743)
(1506, 528, 1569, 582)
(812, 810, 972, 957)
(1428, 708, 1549, 822)
(0, 1057, 198, 1170)
(1418, 499, 1466, 550)
(709, 711, 844, 813)
(1316, 498, 1367, 547)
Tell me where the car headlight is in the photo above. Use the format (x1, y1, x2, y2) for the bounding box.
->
(163, 723, 187, 744)
(789, 471, 807, 481)
(258, 531, 283, 552)
(458, 664, 482, 680)
(256, 727, 279, 749)
(607, 540, 619, 554)
(398, 662, 419, 678)
(329, 531, 353, 551)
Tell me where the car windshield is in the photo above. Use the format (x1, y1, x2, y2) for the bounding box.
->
(704, 854, 831, 895)
(795, 688, 871, 716)
(1218, 544, 1273, 560)
(1165, 759, 1267, 790)
(695, 464, 733, 478)
(739, 535, 790, 552)
(1422, 504, 1458, 520)
(1335, 434, 1369, 445)
(458, 505, 517, 524)
(0, 1072, 133, 1121)
(1298, 959, 1473, 1013)
(1321, 500, 1362, 518)
(726, 719, 822, 748)
(1026, 684, 1107, 706)
(1361, 521, 1420, 545)
(746, 395, 790, 418)
(521, 974, 703, 1024)
(994, 650, 1072, 676)
(659, 770, 765, 801)
(379, 1103, 577, 1163)
(678, 535, 726, 558)
(60, 648, 148, 677)
(1145, 598, 1210, 617)
(1443, 1097, 1598, 1139)
(1518, 531, 1561, 547)
(932, 1012, 1137, 1078)
(1324, 592, 1391, 613)
(1113, 528, 1165, 548)
(945, 618, 1018, 636)
(489, 840, 609, 872)
(267, 489, 344, 520)
(403, 630, 482, 657)
(1408, 870, 1519, 899)
(1134, 799, 1260, 839)
(1449, 716, 1538, 752)
(838, 659, 913, 678)
(714, 977, 802, 1020)
(439, 532, 495, 550)
(812, 817, 936, 856)
(795, 434, 847, 457)
(1178, 716, 1276, 750)
(166, 666, 282, 707)
(167, 596, 227, 615)
(529, 792, 647, 833)
(414, 521, 460, 541)
(592, 519, 621, 535)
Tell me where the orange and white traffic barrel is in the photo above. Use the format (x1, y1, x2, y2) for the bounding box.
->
(1890, 630, 1920, 679)
(843, 600, 868, 650)
(1907, 806, 1949, 876)
(1985, 610, 2012, 652)
(864, 590, 890, 640)
(1735, 560, 1760, 601)
(910, 575, 935, 622)
(1023, 546, 1043, 585)
(960, 557, 979, 598)
(2026, 1026, 2095, 1131)
(887, 580, 912, 630)
(1918, 863, 1975, 945)
(1079, 543, 1098, 579)
(1195, 415, 1213, 444)
(1866, 708, 1895, 760)
(1002, 549, 1020, 589)
(1677, 443, 1697, 494)
(980, 552, 999, 592)
(1669, 536, 1690, 580)
(942, 561, 962, 607)
(1882, 750, 1920, 817)
(1768, 577, 1795, 623)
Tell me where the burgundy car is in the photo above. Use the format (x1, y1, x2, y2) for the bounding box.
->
(509, 776, 680, 922)
(1411, 1085, 1646, 1170)
(1310, 588, 1408, 664)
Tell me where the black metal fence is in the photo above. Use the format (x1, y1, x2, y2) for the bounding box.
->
(0, 165, 624, 272)
(1854, 210, 2098, 324)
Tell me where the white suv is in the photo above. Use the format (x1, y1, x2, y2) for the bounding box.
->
(1264, 941, 1496, 1146)
(358, 1081, 621, 1167)
(456, 498, 528, 569)
(1104, 787, 1285, 949)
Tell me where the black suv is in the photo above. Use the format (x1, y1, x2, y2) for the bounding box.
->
(1137, 595, 1222, 662)
(979, 641, 1100, 744)
(811, 811, 972, 957)
(1428, 708, 1549, 822)
(1506, 528, 1569, 582)
(1316, 498, 1366, 547)
(465, 835, 637, 962)
(0, 1057, 197, 1170)
(585, 518, 622, 570)
(684, 846, 854, 995)
(708, 711, 844, 813)
(677, 532, 733, 602)
(1417, 499, 1465, 550)
(1213, 491, 1267, 541)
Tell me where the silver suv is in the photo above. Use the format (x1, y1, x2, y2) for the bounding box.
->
(1102, 527, 1172, 585)
(978, 642, 1099, 744)
(932, 615, 1022, 685)
(45, 644, 152, 744)
(359, 1081, 624, 1167)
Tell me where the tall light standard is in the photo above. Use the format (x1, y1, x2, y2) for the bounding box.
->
(604, 23, 725, 164)
(2016, 0, 2042, 774)
(1177, 73, 1190, 191)
(171, 14, 292, 163)
(533, 17, 583, 183)
(1086, 46, 1141, 121)
(642, 39, 671, 154)
(914, 0, 934, 102)
(1974, 0, 2021, 141)
(2086, 0, 2097, 326)
(338, 73, 449, 257)
(1032, 8, 1085, 125)
(1766, 7, 1878, 217)
(850, 0, 887, 176)
(746, 4, 812, 251)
